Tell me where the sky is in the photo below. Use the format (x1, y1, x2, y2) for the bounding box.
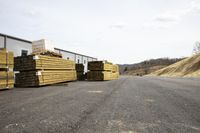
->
(0, 0, 200, 64)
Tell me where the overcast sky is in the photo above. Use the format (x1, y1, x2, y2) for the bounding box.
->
(0, 0, 200, 64)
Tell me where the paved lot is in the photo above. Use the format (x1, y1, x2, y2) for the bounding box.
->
(0, 76, 200, 133)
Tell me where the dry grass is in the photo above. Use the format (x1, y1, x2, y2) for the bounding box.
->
(150, 53, 200, 77)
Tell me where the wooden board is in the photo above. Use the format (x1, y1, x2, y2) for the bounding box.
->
(112, 65, 119, 72)
(0, 71, 14, 79)
(14, 55, 75, 71)
(88, 61, 113, 71)
(0, 71, 14, 90)
(112, 72, 120, 79)
(0, 84, 14, 90)
(0, 49, 14, 69)
(32, 50, 62, 58)
(87, 61, 119, 81)
(77, 72, 85, 80)
(76, 64, 84, 72)
(87, 71, 113, 81)
(87, 71, 120, 81)
(15, 70, 77, 87)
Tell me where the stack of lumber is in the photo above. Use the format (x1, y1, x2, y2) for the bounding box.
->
(87, 61, 119, 81)
(0, 49, 14, 90)
(14, 55, 75, 71)
(112, 64, 120, 79)
(32, 50, 62, 58)
(0, 48, 14, 69)
(32, 39, 62, 58)
(76, 64, 85, 80)
(14, 55, 77, 87)
(32, 39, 55, 54)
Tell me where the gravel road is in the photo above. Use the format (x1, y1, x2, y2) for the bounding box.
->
(0, 76, 200, 133)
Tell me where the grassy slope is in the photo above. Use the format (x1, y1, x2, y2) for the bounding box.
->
(151, 53, 200, 77)
(124, 65, 166, 76)
(119, 58, 183, 76)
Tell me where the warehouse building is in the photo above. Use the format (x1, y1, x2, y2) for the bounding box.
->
(0, 33, 97, 73)
(55, 48, 97, 73)
(0, 33, 32, 56)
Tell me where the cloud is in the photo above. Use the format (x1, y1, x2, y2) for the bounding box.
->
(154, 14, 179, 23)
(190, 0, 200, 15)
(109, 24, 125, 29)
(155, 0, 200, 22)
(145, 0, 200, 29)
(21, 7, 45, 18)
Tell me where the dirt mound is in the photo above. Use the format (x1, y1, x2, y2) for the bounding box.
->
(150, 53, 200, 77)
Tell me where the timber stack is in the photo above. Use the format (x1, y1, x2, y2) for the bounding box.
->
(32, 39, 62, 58)
(112, 64, 120, 79)
(14, 55, 77, 87)
(0, 48, 14, 90)
(76, 64, 85, 80)
(32, 50, 62, 58)
(87, 61, 119, 81)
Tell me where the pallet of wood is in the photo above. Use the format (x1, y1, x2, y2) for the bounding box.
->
(87, 71, 113, 81)
(88, 61, 113, 71)
(32, 50, 62, 58)
(15, 55, 77, 87)
(76, 72, 85, 81)
(76, 64, 85, 80)
(112, 64, 119, 73)
(0, 49, 14, 90)
(111, 72, 120, 79)
(32, 39, 55, 54)
(0, 71, 14, 89)
(76, 64, 84, 72)
(14, 55, 75, 71)
(0, 48, 14, 70)
(87, 61, 119, 81)
(15, 70, 76, 87)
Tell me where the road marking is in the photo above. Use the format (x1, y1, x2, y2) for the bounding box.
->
(108, 120, 124, 127)
(121, 131, 138, 133)
(88, 91, 103, 93)
(144, 99, 155, 103)
(5, 123, 25, 128)
(136, 122, 159, 130)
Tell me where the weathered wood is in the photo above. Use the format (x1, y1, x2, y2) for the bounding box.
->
(76, 64, 85, 80)
(32, 39, 55, 54)
(88, 61, 113, 71)
(87, 71, 113, 81)
(77, 72, 85, 80)
(14, 55, 75, 71)
(0, 84, 14, 90)
(76, 64, 84, 72)
(15, 70, 77, 87)
(32, 50, 62, 58)
(112, 65, 119, 73)
(15, 54, 77, 87)
(0, 71, 14, 90)
(87, 61, 120, 81)
(0, 49, 14, 69)
(112, 72, 120, 79)
(0, 49, 14, 90)
(87, 71, 120, 81)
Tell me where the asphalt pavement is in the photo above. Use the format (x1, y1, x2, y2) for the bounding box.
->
(0, 76, 200, 133)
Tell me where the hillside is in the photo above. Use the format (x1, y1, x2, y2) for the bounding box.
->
(119, 58, 183, 76)
(151, 53, 200, 77)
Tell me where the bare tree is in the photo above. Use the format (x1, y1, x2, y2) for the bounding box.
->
(193, 41, 200, 54)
